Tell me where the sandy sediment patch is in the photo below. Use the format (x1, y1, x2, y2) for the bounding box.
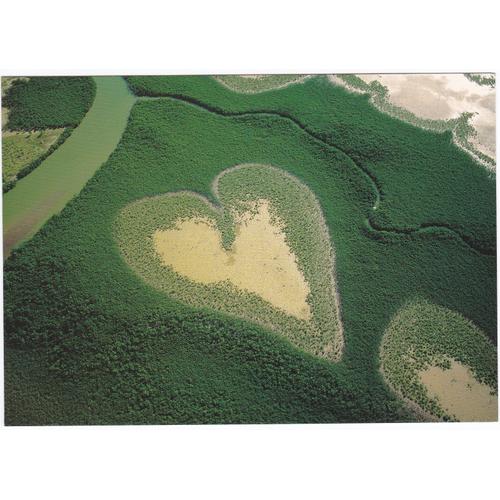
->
(419, 359, 498, 422)
(380, 299, 497, 422)
(153, 200, 311, 321)
(115, 163, 344, 361)
(215, 75, 309, 94)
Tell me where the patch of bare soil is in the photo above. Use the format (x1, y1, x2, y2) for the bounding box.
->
(419, 359, 498, 422)
(357, 74, 496, 160)
(153, 200, 312, 320)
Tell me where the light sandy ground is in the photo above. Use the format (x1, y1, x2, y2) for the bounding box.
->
(2, 106, 9, 128)
(2, 128, 65, 182)
(356, 74, 496, 160)
(153, 199, 311, 320)
(215, 75, 309, 94)
(419, 359, 498, 422)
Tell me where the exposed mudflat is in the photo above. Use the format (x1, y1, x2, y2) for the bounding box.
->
(153, 200, 312, 320)
(419, 359, 498, 422)
(356, 74, 496, 160)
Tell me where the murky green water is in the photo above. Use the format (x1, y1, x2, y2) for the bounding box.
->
(3, 76, 136, 258)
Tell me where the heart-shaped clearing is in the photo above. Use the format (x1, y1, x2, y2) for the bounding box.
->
(153, 199, 311, 320)
(114, 164, 343, 361)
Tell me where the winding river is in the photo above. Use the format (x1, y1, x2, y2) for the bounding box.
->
(3, 76, 136, 258)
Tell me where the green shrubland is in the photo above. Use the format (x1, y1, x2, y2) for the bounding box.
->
(464, 73, 496, 88)
(2, 129, 64, 182)
(3, 76, 496, 424)
(2, 77, 96, 191)
(4, 77, 96, 130)
(126, 75, 496, 252)
(115, 164, 343, 361)
(381, 299, 497, 420)
(2, 128, 72, 192)
(336, 74, 495, 168)
(216, 75, 306, 93)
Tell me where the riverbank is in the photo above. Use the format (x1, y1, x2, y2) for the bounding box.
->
(3, 76, 136, 258)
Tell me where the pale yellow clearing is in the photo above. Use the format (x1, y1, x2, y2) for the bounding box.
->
(419, 359, 498, 422)
(153, 200, 312, 320)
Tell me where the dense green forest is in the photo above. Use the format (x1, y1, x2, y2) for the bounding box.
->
(3, 76, 496, 424)
(115, 164, 343, 361)
(381, 299, 497, 420)
(127, 75, 496, 253)
(2, 77, 96, 191)
(4, 77, 96, 130)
